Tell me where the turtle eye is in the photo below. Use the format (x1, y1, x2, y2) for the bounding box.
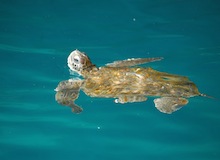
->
(73, 58, 79, 63)
(72, 55, 80, 64)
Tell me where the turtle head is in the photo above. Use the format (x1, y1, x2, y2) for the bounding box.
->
(67, 50, 95, 76)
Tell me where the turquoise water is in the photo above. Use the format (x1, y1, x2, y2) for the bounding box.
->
(1, 0, 220, 159)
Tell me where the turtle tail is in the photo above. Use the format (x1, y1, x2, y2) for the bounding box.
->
(199, 93, 215, 99)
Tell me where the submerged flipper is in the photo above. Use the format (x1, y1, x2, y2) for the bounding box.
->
(55, 79, 83, 113)
(106, 57, 163, 67)
(153, 97, 188, 114)
(55, 90, 83, 113)
(55, 79, 82, 91)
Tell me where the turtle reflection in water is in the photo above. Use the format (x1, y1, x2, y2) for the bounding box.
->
(55, 50, 208, 114)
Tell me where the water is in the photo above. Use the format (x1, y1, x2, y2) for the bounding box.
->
(0, 0, 220, 160)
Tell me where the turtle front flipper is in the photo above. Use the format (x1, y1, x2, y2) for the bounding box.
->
(55, 79, 83, 113)
(153, 97, 188, 114)
(106, 57, 163, 67)
(55, 90, 82, 113)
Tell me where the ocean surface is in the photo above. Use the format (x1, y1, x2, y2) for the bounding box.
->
(0, 0, 220, 160)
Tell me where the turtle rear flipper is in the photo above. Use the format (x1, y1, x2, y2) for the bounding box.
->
(153, 97, 188, 114)
(106, 57, 163, 67)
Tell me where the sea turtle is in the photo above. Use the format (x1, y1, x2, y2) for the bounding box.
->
(55, 49, 207, 114)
